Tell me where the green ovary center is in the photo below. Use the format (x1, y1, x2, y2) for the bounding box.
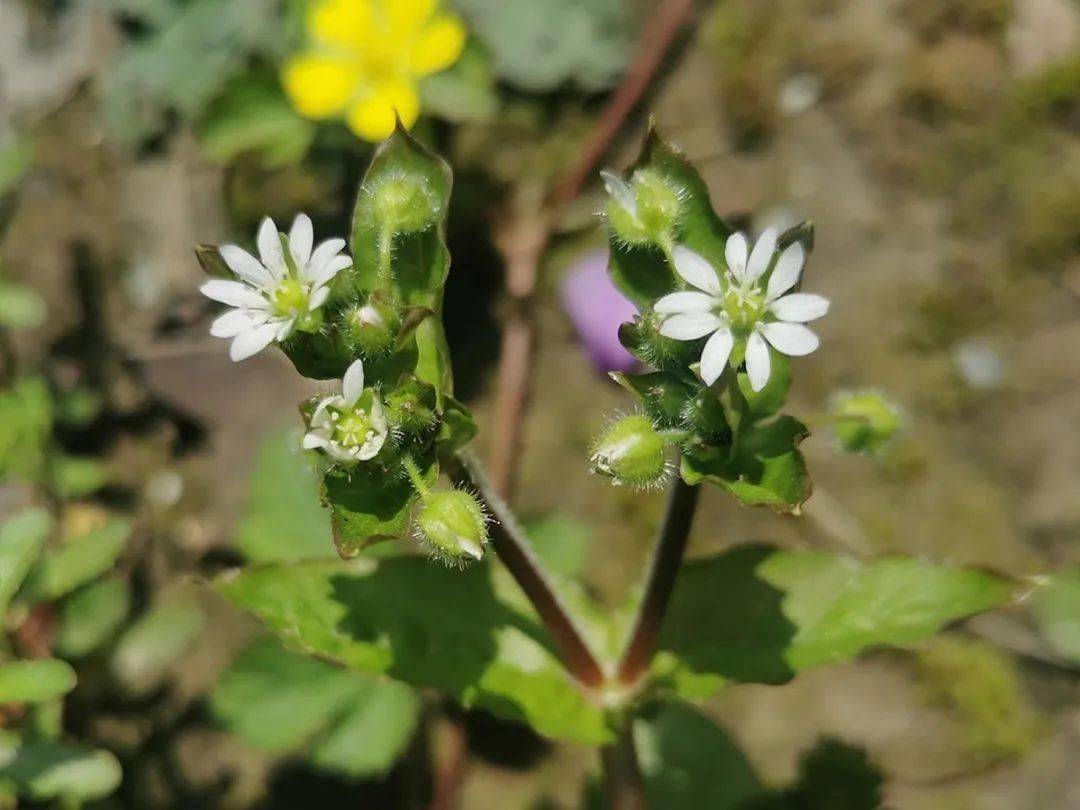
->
(720, 286, 766, 334)
(333, 409, 377, 448)
(271, 278, 309, 317)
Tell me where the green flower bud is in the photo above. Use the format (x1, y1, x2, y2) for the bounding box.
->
(620, 311, 696, 371)
(602, 168, 684, 248)
(830, 389, 903, 455)
(415, 490, 488, 566)
(590, 414, 669, 488)
(385, 379, 438, 439)
(340, 298, 401, 358)
(369, 171, 443, 234)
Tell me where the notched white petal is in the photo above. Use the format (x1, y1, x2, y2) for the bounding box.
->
(659, 311, 724, 341)
(766, 243, 805, 301)
(200, 279, 267, 308)
(290, 213, 314, 268)
(745, 227, 778, 282)
(700, 327, 735, 386)
(341, 359, 366, 407)
(725, 232, 748, 281)
(302, 432, 330, 450)
(219, 245, 273, 288)
(760, 321, 820, 356)
(210, 308, 254, 338)
(672, 246, 722, 295)
(256, 218, 284, 278)
(769, 292, 829, 323)
(653, 291, 716, 315)
(229, 322, 279, 362)
(745, 331, 772, 392)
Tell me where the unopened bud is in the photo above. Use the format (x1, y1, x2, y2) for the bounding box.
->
(341, 299, 401, 358)
(602, 168, 684, 248)
(590, 414, 669, 488)
(370, 171, 443, 235)
(415, 490, 488, 566)
(830, 390, 903, 455)
(385, 379, 438, 438)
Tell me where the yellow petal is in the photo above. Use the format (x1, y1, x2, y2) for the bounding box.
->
(388, 0, 438, 33)
(346, 80, 421, 141)
(308, 0, 374, 49)
(282, 54, 359, 119)
(409, 13, 466, 76)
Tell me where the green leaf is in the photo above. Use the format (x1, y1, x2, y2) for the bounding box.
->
(634, 700, 764, 810)
(0, 508, 50, 615)
(215, 557, 612, 744)
(436, 395, 478, 455)
(419, 43, 499, 124)
(658, 544, 1015, 693)
(50, 455, 109, 499)
(1031, 566, 1080, 664)
(350, 126, 452, 306)
(0, 376, 53, 485)
(0, 280, 46, 330)
(322, 456, 437, 559)
(523, 514, 592, 579)
(681, 416, 810, 513)
(611, 371, 696, 429)
(237, 428, 334, 563)
(0, 136, 34, 197)
(0, 660, 77, 704)
(608, 129, 732, 308)
(55, 578, 132, 659)
(198, 72, 316, 167)
(0, 737, 121, 802)
(111, 593, 204, 695)
(20, 520, 130, 604)
(455, 0, 632, 92)
(310, 677, 420, 778)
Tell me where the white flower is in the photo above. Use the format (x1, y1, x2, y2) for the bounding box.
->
(200, 214, 352, 361)
(654, 228, 829, 391)
(302, 359, 389, 463)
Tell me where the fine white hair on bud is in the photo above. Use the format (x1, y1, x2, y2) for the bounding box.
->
(366, 169, 444, 235)
(600, 167, 686, 249)
(589, 413, 671, 490)
(414, 488, 490, 568)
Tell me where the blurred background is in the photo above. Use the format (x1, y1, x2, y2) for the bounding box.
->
(0, 0, 1078, 807)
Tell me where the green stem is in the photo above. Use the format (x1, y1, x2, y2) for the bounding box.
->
(447, 453, 607, 687)
(402, 454, 430, 498)
(615, 469, 700, 685)
(378, 225, 395, 288)
(601, 722, 648, 810)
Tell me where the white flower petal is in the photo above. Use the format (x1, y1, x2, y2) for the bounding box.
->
(600, 169, 637, 215)
(341, 359, 366, 407)
(302, 432, 330, 450)
(745, 227, 778, 282)
(765, 243, 805, 301)
(256, 218, 285, 279)
(312, 255, 351, 289)
(653, 291, 716, 315)
(309, 286, 330, 310)
(290, 213, 314, 269)
(725, 232, 748, 282)
(306, 238, 347, 282)
(700, 327, 734, 386)
(274, 318, 296, 342)
(672, 246, 722, 295)
(769, 292, 830, 323)
(228, 322, 279, 361)
(200, 279, 268, 308)
(760, 321, 820, 356)
(210, 308, 255, 338)
(745, 331, 772, 392)
(659, 312, 724, 341)
(219, 245, 273, 288)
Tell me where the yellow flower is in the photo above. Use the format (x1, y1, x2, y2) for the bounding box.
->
(282, 0, 466, 142)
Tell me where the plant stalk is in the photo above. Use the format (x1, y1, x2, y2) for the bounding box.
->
(616, 471, 699, 685)
(601, 723, 648, 810)
(448, 453, 607, 688)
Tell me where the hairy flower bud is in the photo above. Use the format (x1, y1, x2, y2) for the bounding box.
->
(415, 490, 488, 566)
(602, 168, 684, 248)
(385, 380, 438, 439)
(370, 172, 443, 235)
(341, 298, 401, 358)
(590, 414, 669, 488)
(830, 390, 903, 455)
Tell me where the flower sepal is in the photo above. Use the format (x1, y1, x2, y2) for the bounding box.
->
(590, 413, 671, 490)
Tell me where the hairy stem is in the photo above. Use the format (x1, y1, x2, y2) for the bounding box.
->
(601, 723, 648, 810)
(448, 453, 607, 687)
(616, 471, 700, 685)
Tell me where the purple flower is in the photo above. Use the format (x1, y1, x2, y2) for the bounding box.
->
(559, 250, 638, 374)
